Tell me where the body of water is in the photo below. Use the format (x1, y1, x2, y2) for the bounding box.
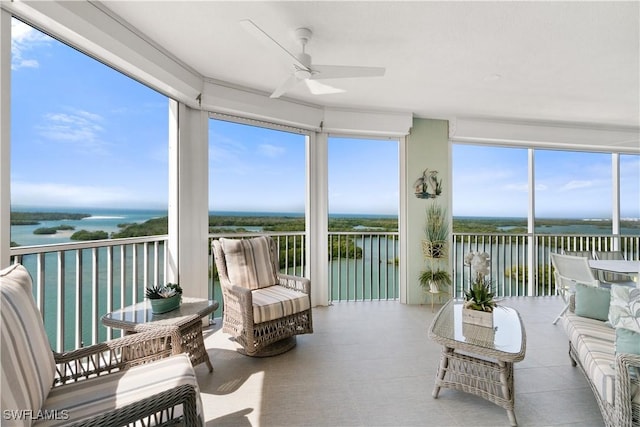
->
(10, 207, 639, 247)
(11, 207, 167, 246)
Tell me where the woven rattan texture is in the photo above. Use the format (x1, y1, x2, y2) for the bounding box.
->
(566, 295, 640, 427)
(212, 237, 313, 357)
(102, 299, 217, 372)
(429, 300, 526, 426)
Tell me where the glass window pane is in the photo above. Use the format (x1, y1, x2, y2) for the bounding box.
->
(452, 144, 528, 221)
(11, 19, 168, 245)
(535, 150, 611, 232)
(620, 154, 640, 236)
(328, 137, 399, 216)
(208, 119, 306, 214)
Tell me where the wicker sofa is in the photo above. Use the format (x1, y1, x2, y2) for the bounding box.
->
(562, 293, 640, 427)
(0, 263, 204, 426)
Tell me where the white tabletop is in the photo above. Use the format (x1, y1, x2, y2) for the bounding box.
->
(588, 259, 640, 275)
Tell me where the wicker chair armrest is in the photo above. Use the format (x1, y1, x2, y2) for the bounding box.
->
(227, 283, 254, 312)
(65, 383, 201, 427)
(615, 352, 640, 426)
(277, 273, 311, 294)
(569, 294, 576, 313)
(53, 326, 180, 386)
(227, 284, 253, 303)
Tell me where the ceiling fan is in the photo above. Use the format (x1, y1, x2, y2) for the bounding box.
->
(240, 19, 385, 99)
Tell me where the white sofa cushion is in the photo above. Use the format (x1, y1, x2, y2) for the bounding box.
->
(252, 285, 311, 324)
(564, 312, 640, 407)
(36, 353, 203, 426)
(1, 264, 56, 426)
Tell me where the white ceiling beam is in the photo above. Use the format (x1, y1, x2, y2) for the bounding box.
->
(451, 117, 640, 154)
(2, 0, 203, 108)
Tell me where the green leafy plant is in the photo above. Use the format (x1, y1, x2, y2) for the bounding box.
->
(463, 278, 496, 312)
(424, 204, 448, 243)
(419, 268, 451, 293)
(145, 283, 183, 299)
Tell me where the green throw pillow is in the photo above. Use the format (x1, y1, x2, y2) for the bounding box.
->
(616, 327, 640, 355)
(614, 328, 640, 380)
(575, 283, 611, 321)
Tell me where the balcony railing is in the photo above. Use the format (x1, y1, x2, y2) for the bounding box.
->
(452, 233, 640, 298)
(9, 231, 638, 351)
(10, 236, 168, 352)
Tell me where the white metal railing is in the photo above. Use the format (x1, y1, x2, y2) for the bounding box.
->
(452, 233, 640, 299)
(11, 231, 638, 351)
(10, 236, 168, 352)
(208, 232, 400, 304)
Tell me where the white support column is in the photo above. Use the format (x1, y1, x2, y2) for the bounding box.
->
(527, 149, 536, 296)
(0, 10, 11, 269)
(612, 153, 620, 250)
(306, 131, 329, 306)
(398, 135, 408, 304)
(167, 101, 209, 299)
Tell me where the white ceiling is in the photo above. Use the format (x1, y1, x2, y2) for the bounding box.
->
(101, 1, 639, 128)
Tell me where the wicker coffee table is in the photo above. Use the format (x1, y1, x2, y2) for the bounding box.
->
(428, 300, 526, 426)
(102, 297, 218, 372)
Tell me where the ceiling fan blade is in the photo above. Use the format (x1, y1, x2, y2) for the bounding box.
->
(304, 79, 345, 95)
(240, 19, 309, 71)
(311, 65, 386, 80)
(270, 74, 300, 98)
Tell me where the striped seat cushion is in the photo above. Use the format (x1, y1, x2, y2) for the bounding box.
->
(221, 236, 277, 290)
(563, 312, 616, 344)
(574, 333, 616, 405)
(252, 285, 311, 324)
(564, 313, 640, 406)
(1, 264, 56, 426)
(36, 353, 203, 426)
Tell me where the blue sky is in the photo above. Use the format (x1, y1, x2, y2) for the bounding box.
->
(10, 19, 640, 218)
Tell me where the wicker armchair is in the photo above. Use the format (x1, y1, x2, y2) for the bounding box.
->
(0, 263, 203, 426)
(212, 236, 313, 357)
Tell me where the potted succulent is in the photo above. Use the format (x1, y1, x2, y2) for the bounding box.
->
(462, 252, 496, 327)
(146, 283, 183, 314)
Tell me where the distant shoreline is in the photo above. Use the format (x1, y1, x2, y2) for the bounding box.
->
(10, 207, 639, 222)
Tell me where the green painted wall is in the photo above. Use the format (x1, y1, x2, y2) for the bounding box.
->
(405, 118, 451, 305)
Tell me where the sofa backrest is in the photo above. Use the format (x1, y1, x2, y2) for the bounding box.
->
(1, 264, 56, 425)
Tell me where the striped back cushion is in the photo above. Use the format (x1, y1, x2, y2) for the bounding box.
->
(221, 236, 278, 290)
(1, 264, 56, 424)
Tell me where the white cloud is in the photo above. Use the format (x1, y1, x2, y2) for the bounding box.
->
(37, 109, 108, 154)
(11, 19, 51, 70)
(258, 144, 285, 158)
(12, 181, 157, 208)
(503, 182, 528, 192)
(560, 180, 593, 191)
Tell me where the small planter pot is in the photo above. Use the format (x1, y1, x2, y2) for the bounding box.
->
(422, 240, 447, 259)
(462, 307, 493, 328)
(150, 294, 181, 314)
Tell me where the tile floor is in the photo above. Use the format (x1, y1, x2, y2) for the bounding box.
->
(194, 296, 604, 426)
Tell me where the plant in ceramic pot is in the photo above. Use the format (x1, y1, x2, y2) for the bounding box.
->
(420, 203, 451, 304)
(419, 267, 452, 294)
(145, 283, 183, 314)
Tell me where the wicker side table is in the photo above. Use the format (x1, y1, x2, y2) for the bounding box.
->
(102, 297, 218, 372)
(428, 300, 526, 426)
